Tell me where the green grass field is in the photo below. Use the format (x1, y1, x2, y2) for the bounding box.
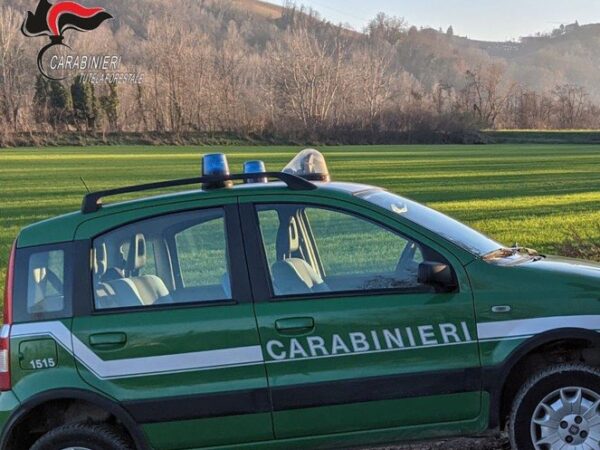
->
(1, 144, 600, 297)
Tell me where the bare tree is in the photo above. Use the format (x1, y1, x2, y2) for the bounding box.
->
(366, 13, 406, 45)
(214, 21, 250, 132)
(267, 24, 347, 134)
(552, 84, 589, 129)
(461, 64, 517, 128)
(350, 38, 397, 131)
(0, 7, 32, 131)
(503, 88, 554, 129)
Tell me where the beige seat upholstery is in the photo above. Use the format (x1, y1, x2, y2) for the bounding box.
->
(271, 216, 329, 295)
(94, 241, 145, 309)
(127, 233, 172, 305)
(95, 278, 144, 308)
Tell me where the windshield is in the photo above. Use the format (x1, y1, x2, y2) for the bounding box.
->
(358, 190, 503, 257)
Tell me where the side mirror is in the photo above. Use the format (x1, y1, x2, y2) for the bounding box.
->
(418, 261, 456, 291)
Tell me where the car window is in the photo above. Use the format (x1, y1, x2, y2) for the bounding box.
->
(305, 208, 420, 276)
(257, 204, 439, 297)
(175, 219, 228, 288)
(256, 209, 280, 271)
(138, 240, 157, 277)
(93, 209, 232, 310)
(26, 249, 65, 314)
(358, 189, 502, 257)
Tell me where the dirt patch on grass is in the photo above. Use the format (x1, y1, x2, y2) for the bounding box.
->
(368, 434, 508, 450)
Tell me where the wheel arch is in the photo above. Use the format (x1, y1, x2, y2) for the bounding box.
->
(0, 388, 150, 450)
(485, 327, 600, 429)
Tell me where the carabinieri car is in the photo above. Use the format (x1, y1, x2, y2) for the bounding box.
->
(0, 150, 598, 450)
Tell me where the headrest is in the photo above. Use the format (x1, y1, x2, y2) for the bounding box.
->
(276, 216, 300, 259)
(128, 233, 147, 272)
(288, 218, 300, 253)
(29, 252, 49, 283)
(93, 242, 108, 276)
(32, 268, 47, 284)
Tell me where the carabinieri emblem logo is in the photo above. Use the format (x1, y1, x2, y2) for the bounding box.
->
(21, 0, 113, 80)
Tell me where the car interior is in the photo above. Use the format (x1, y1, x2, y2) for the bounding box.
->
(92, 211, 232, 310)
(260, 205, 438, 297)
(94, 234, 174, 309)
(27, 250, 65, 314)
(271, 215, 331, 295)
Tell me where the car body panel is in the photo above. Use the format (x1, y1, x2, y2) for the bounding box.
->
(70, 305, 270, 391)
(238, 193, 483, 438)
(9, 319, 93, 398)
(68, 199, 273, 448)
(166, 403, 489, 450)
(466, 257, 600, 367)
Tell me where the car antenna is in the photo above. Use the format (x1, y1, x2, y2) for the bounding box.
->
(80, 176, 91, 194)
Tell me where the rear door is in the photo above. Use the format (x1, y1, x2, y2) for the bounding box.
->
(241, 197, 481, 439)
(71, 202, 272, 450)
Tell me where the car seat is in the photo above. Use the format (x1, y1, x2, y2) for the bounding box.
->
(94, 241, 144, 309)
(126, 233, 173, 305)
(271, 216, 329, 295)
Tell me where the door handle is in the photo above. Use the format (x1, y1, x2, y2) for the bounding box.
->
(275, 317, 315, 334)
(89, 332, 127, 349)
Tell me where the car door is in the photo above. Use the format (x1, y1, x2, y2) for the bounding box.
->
(71, 203, 272, 450)
(240, 197, 482, 439)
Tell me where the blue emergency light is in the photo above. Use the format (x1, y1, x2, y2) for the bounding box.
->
(202, 153, 233, 189)
(243, 160, 268, 184)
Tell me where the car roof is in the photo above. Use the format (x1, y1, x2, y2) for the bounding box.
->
(17, 181, 380, 248)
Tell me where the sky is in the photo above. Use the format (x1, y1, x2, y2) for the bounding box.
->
(271, 0, 600, 42)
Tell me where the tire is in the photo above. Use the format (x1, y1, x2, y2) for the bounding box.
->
(31, 423, 132, 450)
(508, 363, 600, 450)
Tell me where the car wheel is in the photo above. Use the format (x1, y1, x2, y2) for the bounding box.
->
(509, 363, 600, 450)
(31, 423, 132, 450)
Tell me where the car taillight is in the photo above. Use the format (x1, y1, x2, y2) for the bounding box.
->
(0, 242, 16, 391)
(0, 331, 9, 391)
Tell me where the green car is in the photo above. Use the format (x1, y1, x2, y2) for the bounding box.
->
(0, 150, 598, 450)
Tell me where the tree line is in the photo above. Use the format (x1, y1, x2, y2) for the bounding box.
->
(1, 1, 600, 146)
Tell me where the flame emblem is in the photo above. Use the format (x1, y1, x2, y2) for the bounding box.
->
(21, 0, 113, 80)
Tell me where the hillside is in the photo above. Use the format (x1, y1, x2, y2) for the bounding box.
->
(467, 23, 600, 99)
(232, 0, 285, 19)
(252, 1, 600, 100)
(2, 0, 600, 144)
(6, 0, 600, 98)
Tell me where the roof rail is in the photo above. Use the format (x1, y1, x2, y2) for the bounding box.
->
(81, 172, 316, 214)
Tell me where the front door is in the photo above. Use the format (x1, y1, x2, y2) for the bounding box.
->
(72, 203, 272, 450)
(241, 199, 481, 439)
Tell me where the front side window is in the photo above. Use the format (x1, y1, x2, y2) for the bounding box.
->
(256, 204, 447, 297)
(93, 209, 232, 310)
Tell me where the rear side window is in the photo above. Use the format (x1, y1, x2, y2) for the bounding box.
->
(13, 242, 74, 322)
(27, 250, 65, 314)
(93, 208, 232, 311)
(175, 221, 228, 288)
